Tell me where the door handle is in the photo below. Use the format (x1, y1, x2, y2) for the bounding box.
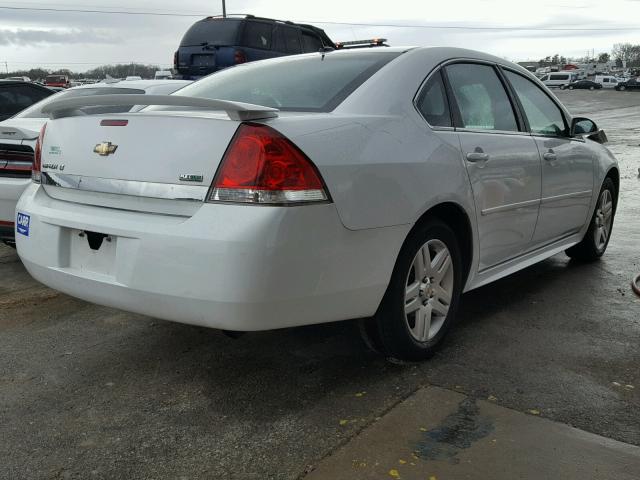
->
(466, 152, 490, 162)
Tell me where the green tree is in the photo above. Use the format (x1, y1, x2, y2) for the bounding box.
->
(597, 52, 610, 63)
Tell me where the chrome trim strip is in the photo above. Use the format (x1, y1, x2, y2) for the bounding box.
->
(41, 172, 208, 202)
(481, 198, 540, 216)
(540, 190, 592, 204)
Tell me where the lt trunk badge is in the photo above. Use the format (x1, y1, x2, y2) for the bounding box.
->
(179, 174, 204, 182)
(94, 142, 118, 156)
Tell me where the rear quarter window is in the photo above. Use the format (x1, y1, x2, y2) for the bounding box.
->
(169, 51, 401, 112)
(301, 32, 323, 53)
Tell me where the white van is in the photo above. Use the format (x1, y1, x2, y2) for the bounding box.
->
(541, 72, 577, 89)
(594, 75, 619, 88)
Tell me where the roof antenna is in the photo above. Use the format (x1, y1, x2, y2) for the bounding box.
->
(319, 46, 333, 60)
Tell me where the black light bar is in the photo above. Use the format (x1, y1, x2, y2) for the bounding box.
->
(335, 38, 388, 49)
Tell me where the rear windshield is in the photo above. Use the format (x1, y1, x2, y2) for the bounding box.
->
(169, 51, 401, 112)
(46, 75, 67, 82)
(180, 18, 241, 46)
(16, 87, 145, 118)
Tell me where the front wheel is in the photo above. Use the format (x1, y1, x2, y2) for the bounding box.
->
(560, 85, 566, 90)
(619, 85, 626, 91)
(589, 86, 595, 90)
(566, 178, 616, 261)
(370, 218, 463, 361)
(568, 86, 574, 90)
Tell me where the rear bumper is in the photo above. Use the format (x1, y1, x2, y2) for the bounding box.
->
(0, 177, 31, 240)
(16, 184, 408, 330)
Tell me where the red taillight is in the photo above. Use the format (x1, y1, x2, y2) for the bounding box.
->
(32, 123, 47, 184)
(234, 49, 247, 64)
(209, 123, 329, 204)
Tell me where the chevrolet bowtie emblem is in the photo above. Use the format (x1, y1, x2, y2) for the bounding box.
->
(93, 142, 118, 156)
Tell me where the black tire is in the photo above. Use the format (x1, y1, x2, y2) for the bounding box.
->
(589, 86, 595, 90)
(568, 86, 574, 90)
(566, 177, 616, 261)
(560, 85, 566, 90)
(370, 218, 464, 361)
(620, 85, 626, 91)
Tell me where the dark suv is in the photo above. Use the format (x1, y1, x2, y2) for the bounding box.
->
(174, 15, 335, 79)
(0, 80, 54, 121)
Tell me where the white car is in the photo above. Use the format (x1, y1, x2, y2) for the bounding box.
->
(0, 79, 191, 244)
(541, 72, 579, 89)
(594, 75, 620, 88)
(16, 48, 618, 360)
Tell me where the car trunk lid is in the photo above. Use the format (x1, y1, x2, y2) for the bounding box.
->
(39, 112, 238, 214)
(37, 94, 278, 214)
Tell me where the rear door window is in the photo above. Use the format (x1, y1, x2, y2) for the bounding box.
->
(445, 63, 518, 132)
(242, 21, 272, 50)
(416, 71, 452, 127)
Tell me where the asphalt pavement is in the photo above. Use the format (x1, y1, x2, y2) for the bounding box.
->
(1, 88, 639, 479)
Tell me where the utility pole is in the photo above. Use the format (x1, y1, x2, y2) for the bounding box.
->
(222, 0, 226, 17)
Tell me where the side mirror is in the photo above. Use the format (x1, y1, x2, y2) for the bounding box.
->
(571, 117, 607, 144)
(571, 117, 598, 136)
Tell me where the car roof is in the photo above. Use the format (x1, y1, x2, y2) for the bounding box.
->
(191, 14, 335, 46)
(0, 79, 53, 90)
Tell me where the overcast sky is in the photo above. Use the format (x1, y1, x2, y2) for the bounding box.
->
(1, 0, 640, 72)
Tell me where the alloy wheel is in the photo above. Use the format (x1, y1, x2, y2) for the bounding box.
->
(404, 239, 454, 342)
(594, 189, 614, 251)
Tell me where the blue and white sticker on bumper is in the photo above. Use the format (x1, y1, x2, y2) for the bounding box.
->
(16, 212, 30, 236)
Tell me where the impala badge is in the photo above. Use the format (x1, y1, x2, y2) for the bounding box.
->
(94, 142, 118, 156)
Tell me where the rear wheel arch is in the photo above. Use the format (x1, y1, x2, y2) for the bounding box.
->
(409, 202, 474, 285)
(605, 167, 620, 203)
(365, 203, 473, 360)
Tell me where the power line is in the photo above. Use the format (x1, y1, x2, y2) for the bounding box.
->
(0, 5, 207, 17)
(0, 5, 638, 31)
(5, 60, 170, 65)
(298, 19, 640, 31)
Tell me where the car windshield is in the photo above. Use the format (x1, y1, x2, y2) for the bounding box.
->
(167, 51, 401, 112)
(180, 18, 242, 46)
(16, 87, 145, 118)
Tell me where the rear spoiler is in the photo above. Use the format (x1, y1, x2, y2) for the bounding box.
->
(41, 94, 279, 121)
(0, 126, 39, 141)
